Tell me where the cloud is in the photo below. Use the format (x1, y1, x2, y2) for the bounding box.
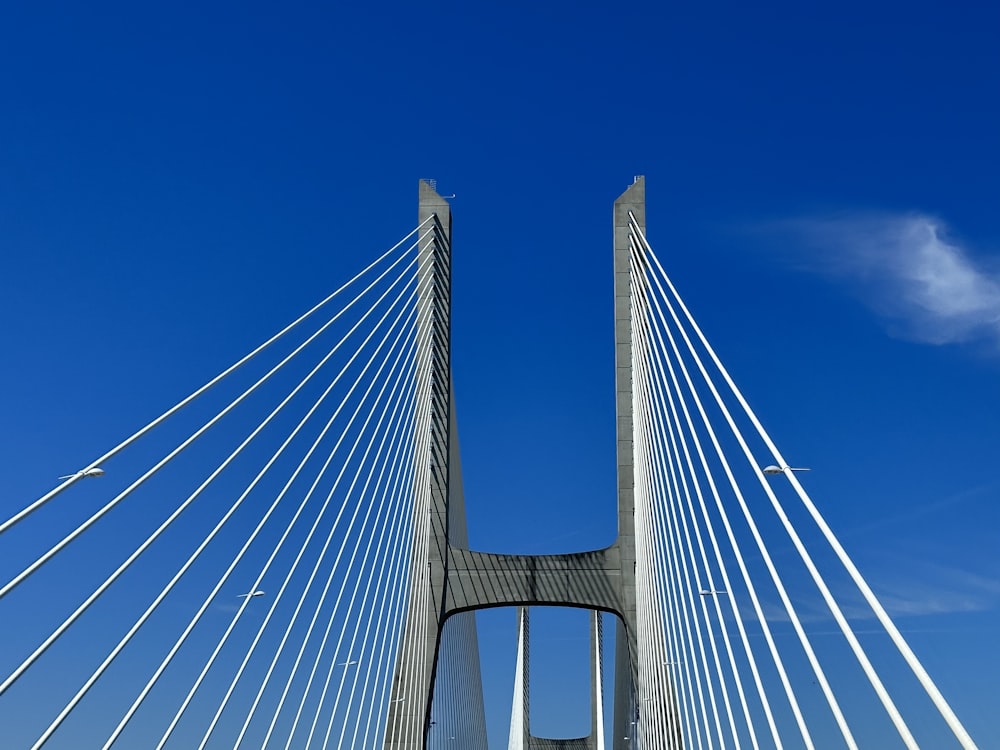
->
(839, 563, 1000, 622)
(744, 560, 1000, 625)
(784, 213, 1000, 346)
(872, 579, 1000, 618)
(842, 481, 999, 540)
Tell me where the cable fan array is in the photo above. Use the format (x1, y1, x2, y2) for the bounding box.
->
(0, 195, 984, 750)
(424, 467, 490, 747)
(384, 209, 490, 750)
(0, 218, 444, 749)
(425, 612, 490, 747)
(625, 213, 976, 750)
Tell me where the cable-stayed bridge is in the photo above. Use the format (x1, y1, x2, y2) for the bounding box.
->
(0, 179, 982, 749)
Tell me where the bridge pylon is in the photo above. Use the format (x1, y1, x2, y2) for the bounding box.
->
(385, 178, 679, 750)
(507, 607, 607, 750)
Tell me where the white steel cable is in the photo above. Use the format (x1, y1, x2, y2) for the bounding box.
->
(18, 247, 419, 714)
(0, 243, 423, 603)
(7, 220, 468, 748)
(396, 266, 440, 750)
(285, 346, 436, 750)
(631, 311, 654, 745)
(632, 284, 666, 746)
(644, 277, 865, 750)
(246, 332, 419, 742)
(357, 404, 430, 750)
(632, 246, 746, 750)
(220, 296, 418, 727)
(394, 508, 430, 750)
(635, 394, 676, 748)
(645, 280, 832, 750)
(261, 330, 426, 749)
(379, 462, 428, 748)
(338, 453, 419, 749)
(155, 280, 421, 750)
(280, 285, 432, 747)
(640, 344, 725, 750)
(634, 302, 678, 747)
(341, 408, 422, 749)
(391, 251, 437, 750)
(634, 217, 900, 749)
(630, 226, 814, 749)
(629, 235, 780, 750)
(632, 282, 700, 750)
(267, 407, 415, 749)
(636, 265, 760, 750)
(631, 217, 974, 750)
(3, 267, 421, 721)
(632, 275, 662, 746)
(646, 354, 756, 750)
(301, 325, 435, 750)
(330, 391, 424, 749)
(27, 286, 416, 717)
(638, 363, 702, 750)
(102, 274, 420, 749)
(321, 441, 418, 749)
(637, 343, 677, 748)
(402, 460, 434, 750)
(0, 220, 433, 537)
(654, 397, 738, 750)
(638, 322, 719, 750)
(225, 321, 421, 748)
(650, 316, 793, 749)
(357, 411, 431, 750)
(361, 360, 435, 750)
(399, 227, 449, 749)
(228, 403, 411, 747)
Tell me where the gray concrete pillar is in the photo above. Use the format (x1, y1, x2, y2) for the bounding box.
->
(613, 177, 644, 750)
(385, 181, 453, 750)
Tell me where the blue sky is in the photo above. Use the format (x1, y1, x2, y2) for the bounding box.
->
(1, 1, 999, 747)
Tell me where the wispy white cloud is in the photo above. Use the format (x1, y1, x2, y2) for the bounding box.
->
(843, 481, 999, 540)
(745, 560, 1000, 625)
(872, 571, 1000, 618)
(783, 213, 1000, 347)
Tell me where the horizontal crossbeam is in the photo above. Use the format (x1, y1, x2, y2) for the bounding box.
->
(446, 547, 627, 617)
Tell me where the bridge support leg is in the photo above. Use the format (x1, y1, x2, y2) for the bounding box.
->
(384, 180, 454, 750)
(613, 177, 643, 750)
(592, 610, 607, 749)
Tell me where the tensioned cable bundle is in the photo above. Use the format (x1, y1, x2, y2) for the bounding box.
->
(0, 220, 446, 749)
(393, 211, 489, 750)
(624, 213, 978, 750)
